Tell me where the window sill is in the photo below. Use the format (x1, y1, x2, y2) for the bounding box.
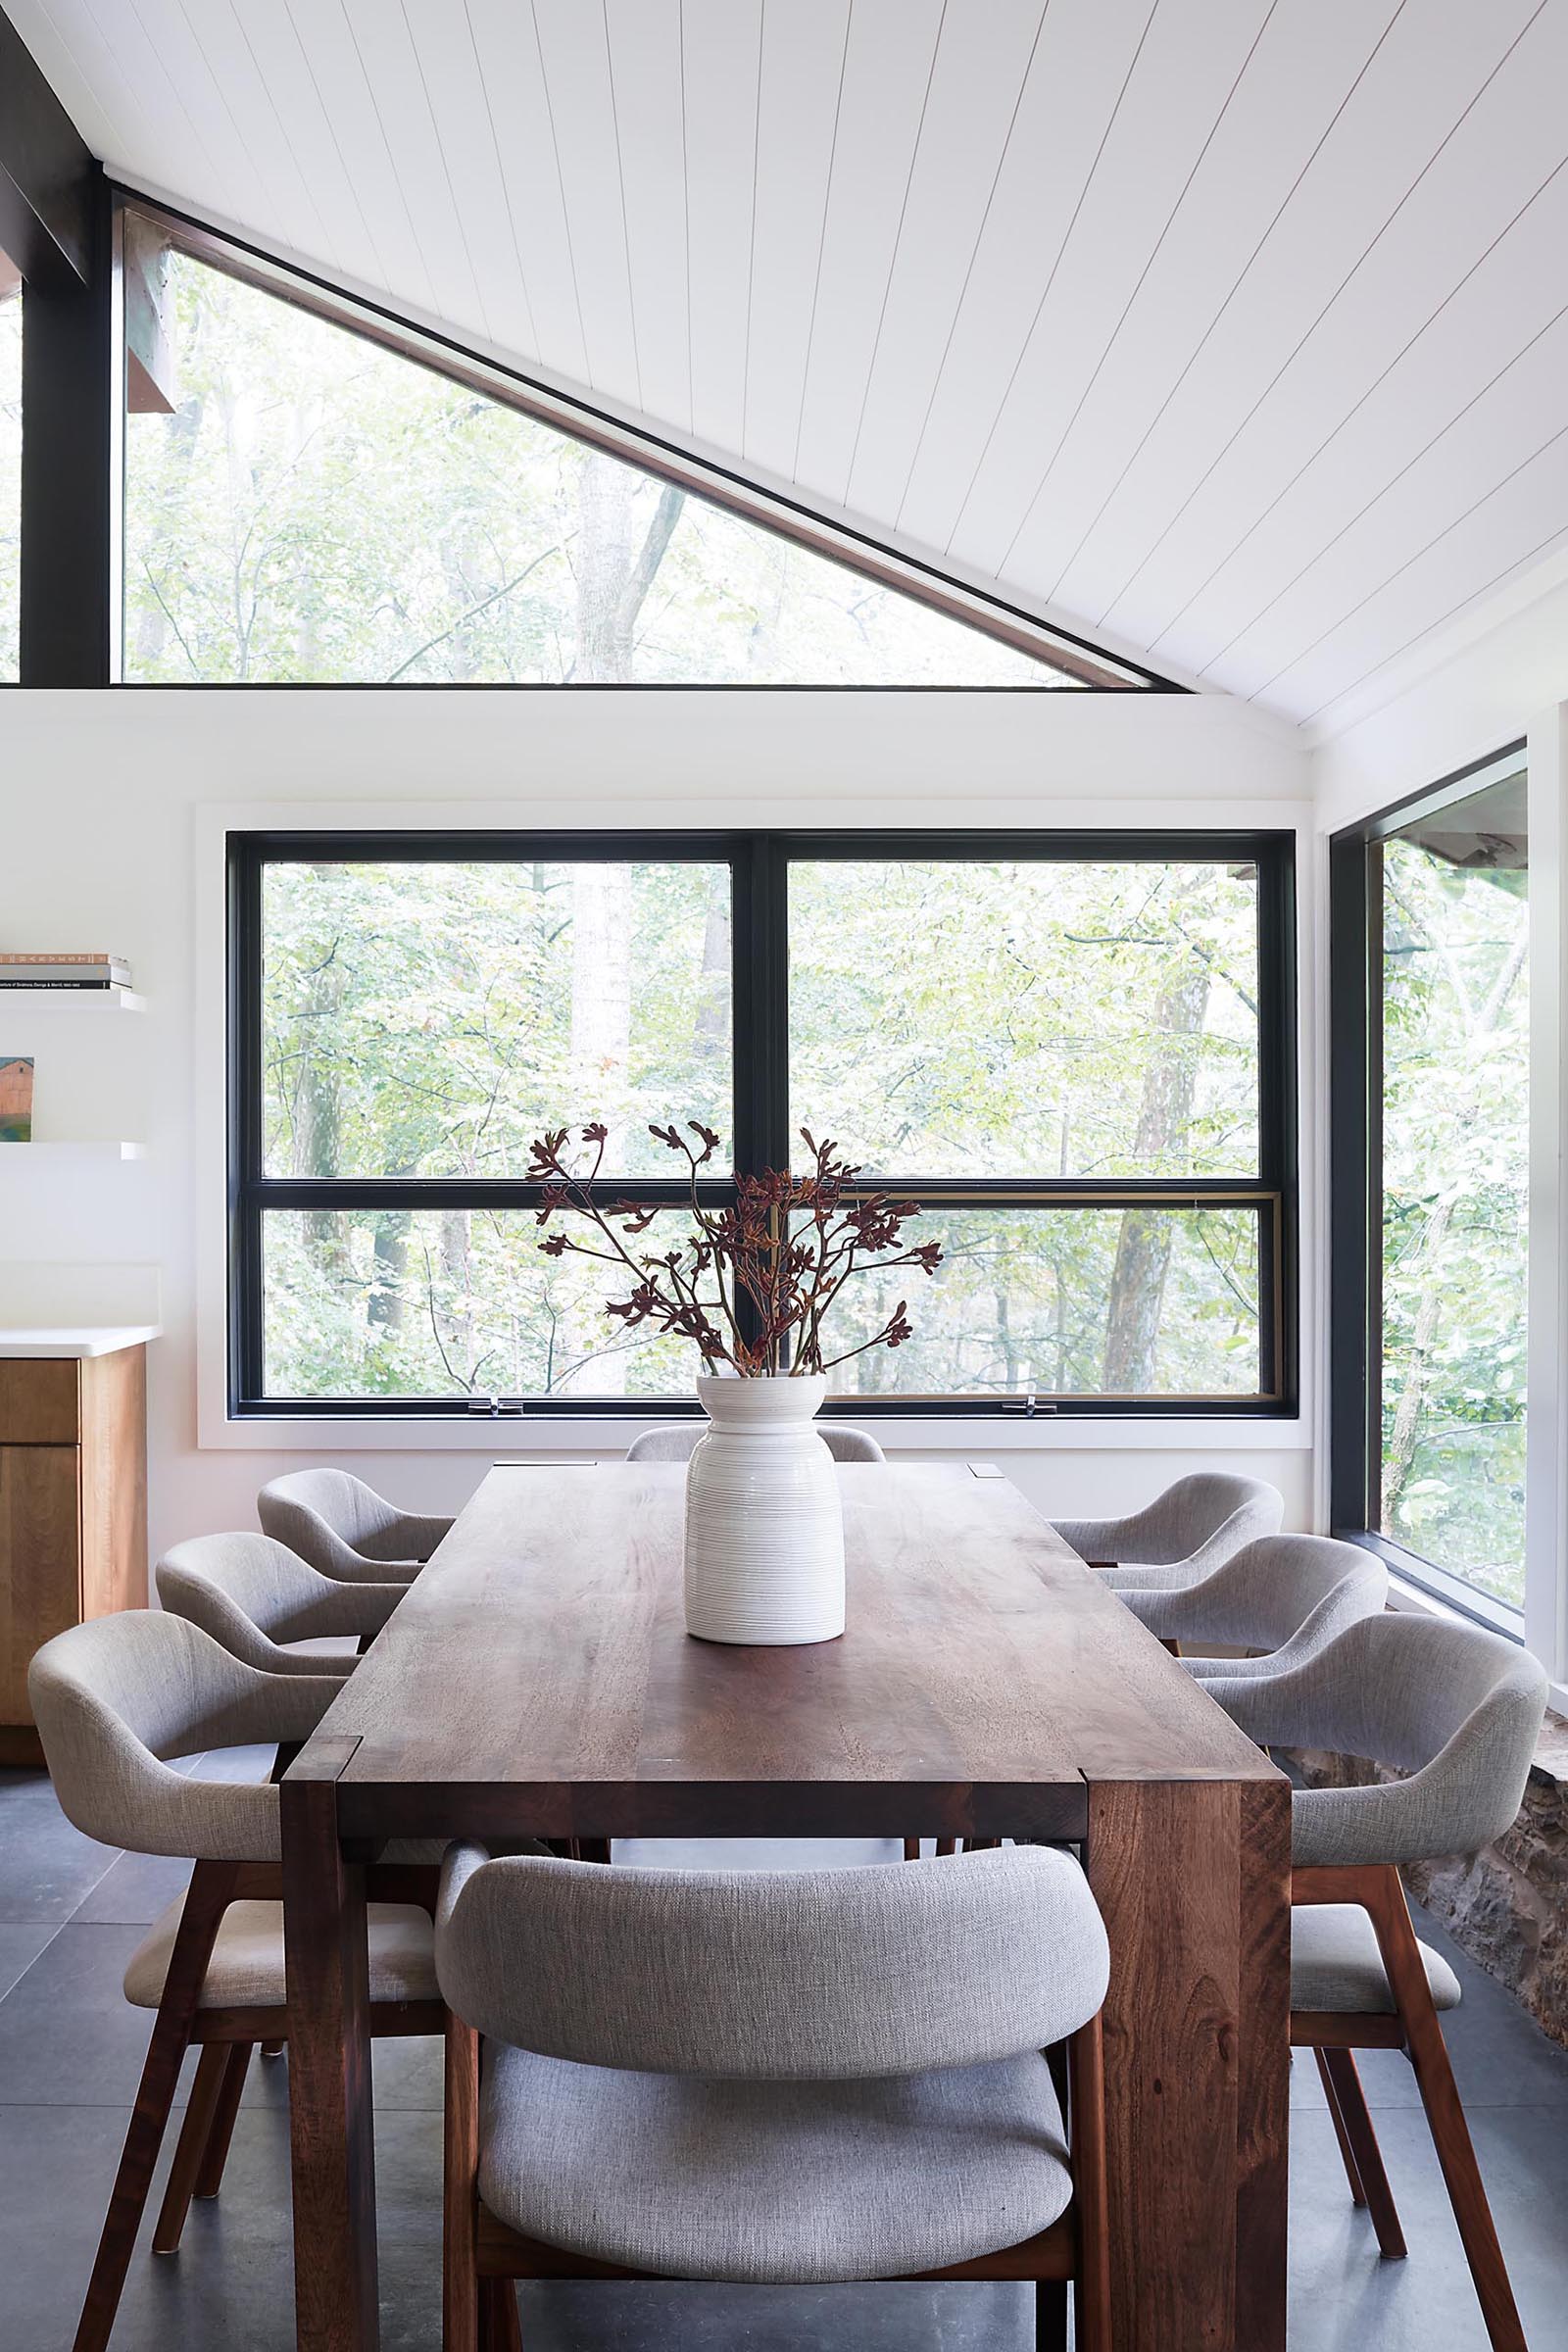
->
(205, 1408, 1310, 1454)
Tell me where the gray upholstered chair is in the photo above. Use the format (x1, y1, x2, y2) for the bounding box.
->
(626, 1422, 886, 1464)
(1051, 1471, 1283, 1587)
(27, 1612, 441, 2352)
(157, 1531, 406, 1680)
(1116, 1534, 1388, 1679)
(437, 1842, 1111, 2349)
(257, 1466, 452, 1583)
(1205, 1614, 1547, 2352)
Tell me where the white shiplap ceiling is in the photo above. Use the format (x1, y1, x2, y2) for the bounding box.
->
(11, 0, 1568, 725)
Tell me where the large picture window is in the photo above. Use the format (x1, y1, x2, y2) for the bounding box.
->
(1330, 747, 1528, 1619)
(229, 831, 1296, 1417)
(125, 220, 1153, 692)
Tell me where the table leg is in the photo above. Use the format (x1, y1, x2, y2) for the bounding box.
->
(282, 1753, 379, 2352)
(1086, 1777, 1290, 2352)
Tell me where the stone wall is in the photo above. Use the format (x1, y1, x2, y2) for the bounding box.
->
(1293, 1715, 1568, 2051)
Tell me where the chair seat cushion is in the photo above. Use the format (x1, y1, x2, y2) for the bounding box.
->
(123, 1895, 436, 2011)
(1292, 1905, 1461, 2016)
(477, 2045, 1073, 2282)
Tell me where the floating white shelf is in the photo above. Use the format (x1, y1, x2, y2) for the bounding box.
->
(0, 1142, 146, 1162)
(0, 990, 146, 1012)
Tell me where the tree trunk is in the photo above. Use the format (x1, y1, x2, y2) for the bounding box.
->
(570, 454, 684, 682)
(1102, 964, 1210, 1393)
(692, 892, 729, 1057)
(296, 948, 349, 1280)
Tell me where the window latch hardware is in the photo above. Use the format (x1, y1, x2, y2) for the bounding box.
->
(1000, 1387, 1055, 1417)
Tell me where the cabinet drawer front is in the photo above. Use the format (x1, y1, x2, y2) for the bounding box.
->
(0, 1362, 81, 1446)
(0, 1446, 82, 1725)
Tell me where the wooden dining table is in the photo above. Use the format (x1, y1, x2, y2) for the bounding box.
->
(280, 1460, 1290, 2352)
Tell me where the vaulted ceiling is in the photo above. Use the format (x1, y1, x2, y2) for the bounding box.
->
(12, 0, 1568, 726)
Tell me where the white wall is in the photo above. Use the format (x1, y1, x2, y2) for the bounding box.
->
(0, 688, 1312, 1567)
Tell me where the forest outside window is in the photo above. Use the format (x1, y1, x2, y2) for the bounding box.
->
(1330, 748, 1529, 1619)
(230, 831, 1296, 1418)
(122, 217, 1150, 690)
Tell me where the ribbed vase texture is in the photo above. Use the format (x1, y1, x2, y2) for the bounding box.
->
(683, 1374, 846, 1644)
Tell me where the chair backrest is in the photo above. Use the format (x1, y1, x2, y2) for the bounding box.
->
(26, 1611, 336, 1861)
(259, 1467, 393, 1558)
(438, 1842, 1106, 2082)
(157, 1532, 399, 1674)
(626, 1422, 885, 1465)
(1132, 1472, 1284, 1568)
(1204, 1612, 1548, 1868)
(1055, 1472, 1283, 1572)
(1147, 1534, 1387, 1655)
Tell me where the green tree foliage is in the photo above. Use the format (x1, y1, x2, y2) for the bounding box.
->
(123, 250, 1077, 689)
(259, 857, 1265, 1406)
(1380, 830, 1528, 1605)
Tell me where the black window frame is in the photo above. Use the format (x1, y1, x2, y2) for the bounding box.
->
(228, 825, 1298, 1421)
(1328, 743, 1528, 1632)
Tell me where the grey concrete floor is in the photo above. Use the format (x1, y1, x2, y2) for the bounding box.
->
(2, 1762, 1566, 2350)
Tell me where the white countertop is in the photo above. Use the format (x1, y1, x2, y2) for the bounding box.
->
(0, 1325, 161, 1359)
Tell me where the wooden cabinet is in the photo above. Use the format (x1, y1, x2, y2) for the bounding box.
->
(0, 1348, 147, 1761)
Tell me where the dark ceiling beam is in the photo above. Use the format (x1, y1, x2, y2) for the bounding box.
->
(0, 10, 94, 289)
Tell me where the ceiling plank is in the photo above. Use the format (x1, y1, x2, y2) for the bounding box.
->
(604, 0, 690, 435)
(1217, 310, 1568, 705)
(1000, 0, 1402, 609)
(1276, 429, 1568, 722)
(842, 0, 1045, 527)
(465, 0, 590, 384)
(680, 0, 761, 456)
(1189, 163, 1568, 687)
(531, 0, 642, 407)
(1078, 0, 1551, 648)
(892, 0, 1160, 554)
(791, 0, 946, 505)
(742, 0, 850, 481)
(944, 0, 1275, 578)
(336, 0, 487, 333)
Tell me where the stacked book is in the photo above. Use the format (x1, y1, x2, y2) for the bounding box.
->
(0, 953, 134, 993)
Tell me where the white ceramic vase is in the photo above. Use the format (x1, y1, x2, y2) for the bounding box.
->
(682, 1373, 846, 1645)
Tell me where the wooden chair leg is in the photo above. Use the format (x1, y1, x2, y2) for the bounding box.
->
(1035, 2278, 1068, 2350)
(576, 1837, 612, 1866)
(194, 2042, 252, 2200)
(903, 1838, 921, 1860)
(70, 1862, 238, 2352)
(479, 2278, 522, 2352)
(444, 2012, 481, 2352)
(1365, 1868, 1524, 2351)
(1314, 2047, 1367, 2205)
(1067, 2015, 1111, 2352)
(935, 1838, 957, 1858)
(1319, 2048, 1406, 2258)
(153, 2043, 229, 2254)
(260, 2039, 285, 2059)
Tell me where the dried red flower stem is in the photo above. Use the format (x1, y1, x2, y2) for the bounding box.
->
(526, 1120, 941, 1378)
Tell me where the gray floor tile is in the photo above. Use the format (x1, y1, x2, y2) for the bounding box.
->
(0, 1770, 119, 1925)
(1289, 2103, 1567, 2352)
(0, 1922, 55, 2001)
(0, 1922, 196, 2109)
(69, 1848, 193, 1926)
